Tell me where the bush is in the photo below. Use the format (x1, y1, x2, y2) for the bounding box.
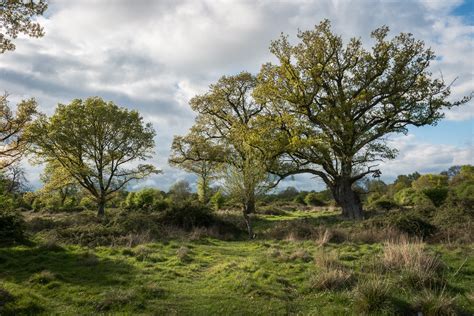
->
(79, 196, 96, 210)
(394, 188, 417, 205)
(368, 196, 398, 211)
(115, 211, 162, 236)
(293, 192, 307, 205)
(387, 212, 437, 238)
(304, 192, 325, 207)
(161, 200, 214, 230)
(422, 187, 449, 207)
(0, 209, 26, 244)
(125, 188, 168, 212)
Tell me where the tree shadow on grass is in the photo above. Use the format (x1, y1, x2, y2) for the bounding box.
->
(0, 245, 137, 288)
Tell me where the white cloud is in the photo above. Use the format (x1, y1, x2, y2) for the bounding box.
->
(1, 0, 472, 190)
(380, 134, 473, 180)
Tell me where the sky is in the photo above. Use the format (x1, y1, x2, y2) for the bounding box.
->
(0, 0, 473, 192)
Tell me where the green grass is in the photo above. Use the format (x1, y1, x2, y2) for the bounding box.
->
(1, 210, 473, 315)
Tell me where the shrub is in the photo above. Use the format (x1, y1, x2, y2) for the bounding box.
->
(422, 187, 449, 207)
(56, 224, 123, 247)
(394, 188, 417, 205)
(304, 192, 325, 207)
(387, 212, 437, 238)
(0, 209, 26, 244)
(293, 192, 307, 205)
(115, 211, 162, 236)
(368, 196, 398, 211)
(79, 196, 96, 210)
(310, 269, 354, 291)
(161, 200, 214, 230)
(353, 278, 392, 315)
(125, 188, 168, 212)
(412, 289, 457, 316)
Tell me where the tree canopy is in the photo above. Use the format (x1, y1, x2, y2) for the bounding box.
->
(253, 20, 471, 219)
(26, 97, 159, 215)
(0, 0, 48, 53)
(0, 94, 38, 169)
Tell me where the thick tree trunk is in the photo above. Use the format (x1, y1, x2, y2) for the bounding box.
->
(97, 198, 106, 217)
(243, 196, 256, 239)
(332, 179, 364, 220)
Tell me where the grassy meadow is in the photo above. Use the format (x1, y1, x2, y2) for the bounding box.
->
(1, 207, 473, 315)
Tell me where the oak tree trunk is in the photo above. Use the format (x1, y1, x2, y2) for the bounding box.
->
(332, 179, 364, 220)
(97, 198, 106, 217)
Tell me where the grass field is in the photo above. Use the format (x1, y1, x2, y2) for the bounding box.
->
(1, 209, 473, 315)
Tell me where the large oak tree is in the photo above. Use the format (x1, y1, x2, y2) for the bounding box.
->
(26, 97, 159, 216)
(254, 20, 470, 219)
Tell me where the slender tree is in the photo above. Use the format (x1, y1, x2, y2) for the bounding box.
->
(26, 97, 159, 216)
(171, 72, 274, 237)
(254, 20, 471, 219)
(169, 132, 223, 203)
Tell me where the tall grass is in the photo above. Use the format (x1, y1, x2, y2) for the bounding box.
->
(382, 236, 443, 288)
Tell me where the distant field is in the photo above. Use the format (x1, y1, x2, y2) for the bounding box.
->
(1, 209, 473, 315)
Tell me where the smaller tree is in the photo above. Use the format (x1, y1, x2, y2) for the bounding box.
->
(169, 132, 223, 203)
(39, 161, 79, 208)
(222, 147, 274, 237)
(168, 180, 192, 201)
(26, 97, 159, 216)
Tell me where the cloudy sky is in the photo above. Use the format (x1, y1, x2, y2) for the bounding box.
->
(1, 0, 473, 192)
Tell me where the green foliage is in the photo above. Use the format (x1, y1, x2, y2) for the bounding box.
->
(125, 188, 168, 212)
(304, 192, 325, 207)
(293, 192, 307, 205)
(26, 97, 159, 215)
(394, 188, 417, 205)
(168, 180, 192, 201)
(412, 174, 448, 191)
(422, 187, 449, 207)
(79, 196, 96, 210)
(210, 190, 225, 211)
(253, 19, 469, 219)
(367, 196, 398, 211)
(386, 212, 437, 238)
(161, 200, 214, 230)
(0, 96, 39, 169)
(0, 209, 25, 243)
